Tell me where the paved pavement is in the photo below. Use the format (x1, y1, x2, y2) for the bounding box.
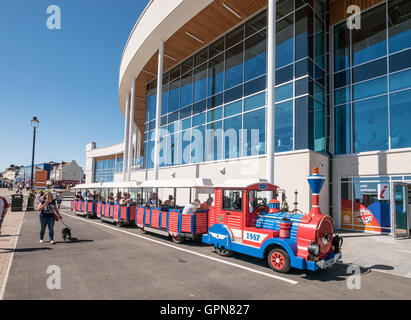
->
(0, 190, 24, 299)
(340, 230, 411, 279)
(2, 199, 411, 300)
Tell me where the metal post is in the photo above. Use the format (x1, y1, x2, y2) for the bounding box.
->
(30, 127, 37, 190)
(266, 0, 276, 184)
(127, 80, 136, 181)
(123, 94, 130, 181)
(154, 41, 164, 182)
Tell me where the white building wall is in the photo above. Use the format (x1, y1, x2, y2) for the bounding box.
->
(62, 161, 84, 181)
(85, 142, 96, 184)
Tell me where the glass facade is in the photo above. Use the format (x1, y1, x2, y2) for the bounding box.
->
(94, 159, 115, 183)
(334, 0, 411, 154)
(143, 0, 327, 169)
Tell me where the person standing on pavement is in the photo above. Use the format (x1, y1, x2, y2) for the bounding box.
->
(0, 196, 10, 236)
(37, 193, 62, 244)
(56, 192, 63, 208)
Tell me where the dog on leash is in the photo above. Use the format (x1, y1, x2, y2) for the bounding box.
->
(62, 227, 72, 241)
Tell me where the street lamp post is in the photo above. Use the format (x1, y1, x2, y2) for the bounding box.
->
(30, 117, 40, 190)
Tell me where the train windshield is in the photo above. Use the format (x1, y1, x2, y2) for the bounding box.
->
(248, 190, 274, 211)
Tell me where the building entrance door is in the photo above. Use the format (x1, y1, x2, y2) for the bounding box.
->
(393, 183, 410, 239)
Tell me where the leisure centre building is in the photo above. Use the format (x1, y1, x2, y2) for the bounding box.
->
(83, 0, 411, 237)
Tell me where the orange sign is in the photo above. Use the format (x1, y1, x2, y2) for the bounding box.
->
(34, 167, 47, 187)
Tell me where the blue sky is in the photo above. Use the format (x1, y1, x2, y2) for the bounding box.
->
(0, 0, 149, 172)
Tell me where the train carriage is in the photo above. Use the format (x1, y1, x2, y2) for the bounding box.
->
(71, 181, 140, 225)
(136, 179, 213, 243)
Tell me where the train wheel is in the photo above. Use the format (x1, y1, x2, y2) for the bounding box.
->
(215, 246, 233, 257)
(172, 235, 184, 244)
(267, 248, 291, 273)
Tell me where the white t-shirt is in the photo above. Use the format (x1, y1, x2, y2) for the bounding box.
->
(182, 203, 197, 215)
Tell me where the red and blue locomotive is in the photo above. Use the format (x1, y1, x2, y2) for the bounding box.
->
(202, 168, 342, 273)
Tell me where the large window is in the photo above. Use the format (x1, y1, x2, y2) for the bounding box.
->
(222, 189, 243, 211)
(388, 0, 411, 54)
(94, 159, 115, 183)
(333, 1, 411, 155)
(275, 100, 293, 152)
(390, 89, 411, 149)
(245, 31, 267, 81)
(352, 4, 387, 66)
(225, 43, 244, 89)
(353, 96, 388, 153)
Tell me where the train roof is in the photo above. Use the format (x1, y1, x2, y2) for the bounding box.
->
(214, 179, 279, 189)
(71, 181, 141, 190)
(139, 178, 213, 190)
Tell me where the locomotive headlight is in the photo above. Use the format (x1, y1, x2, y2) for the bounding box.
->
(308, 243, 320, 257)
(332, 235, 343, 248)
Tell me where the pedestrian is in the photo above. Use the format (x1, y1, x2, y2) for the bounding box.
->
(37, 192, 62, 244)
(56, 192, 63, 208)
(0, 196, 10, 236)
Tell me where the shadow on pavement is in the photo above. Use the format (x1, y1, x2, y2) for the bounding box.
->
(0, 247, 52, 253)
(368, 264, 394, 271)
(56, 238, 94, 244)
(0, 234, 20, 237)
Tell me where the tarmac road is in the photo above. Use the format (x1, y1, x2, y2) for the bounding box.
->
(3, 204, 411, 300)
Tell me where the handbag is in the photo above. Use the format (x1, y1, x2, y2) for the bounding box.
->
(48, 204, 59, 221)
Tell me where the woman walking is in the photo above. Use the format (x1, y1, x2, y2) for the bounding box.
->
(37, 193, 62, 244)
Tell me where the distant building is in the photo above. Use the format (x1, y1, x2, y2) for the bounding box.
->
(16, 163, 52, 184)
(50, 160, 84, 187)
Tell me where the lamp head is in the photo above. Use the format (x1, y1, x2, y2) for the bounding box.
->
(31, 117, 40, 128)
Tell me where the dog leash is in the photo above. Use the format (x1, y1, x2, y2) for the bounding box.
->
(60, 218, 71, 230)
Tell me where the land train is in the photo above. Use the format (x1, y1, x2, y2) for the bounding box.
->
(71, 168, 342, 273)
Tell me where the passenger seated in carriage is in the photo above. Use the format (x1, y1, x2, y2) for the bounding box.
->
(200, 197, 213, 210)
(233, 193, 242, 210)
(182, 200, 201, 215)
(119, 192, 132, 207)
(106, 192, 115, 203)
(75, 192, 83, 200)
(85, 190, 93, 201)
(164, 195, 174, 207)
(136, 193, 143, 205)
(115, 192, 122, 203)
(148, 192, 161, 207)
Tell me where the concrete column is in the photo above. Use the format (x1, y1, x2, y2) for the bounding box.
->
(153, 41, 164, 181)
(127, 79, 136, 181)
(122, 94, 130, 181)
(266, 0, 276, 184)
(133, 123, 137, 168)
